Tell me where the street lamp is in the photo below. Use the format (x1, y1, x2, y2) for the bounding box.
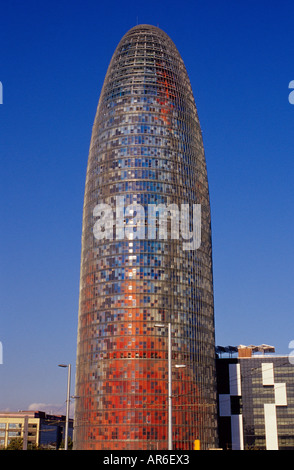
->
(155, 323, 185, 450)
(58, 364, 71, 450)
(155, 323, 172, 449)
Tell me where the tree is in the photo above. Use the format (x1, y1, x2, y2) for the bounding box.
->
(5, 437, 42, 450)
(6, 438, 23, 450)
(59, 436, 73, 450)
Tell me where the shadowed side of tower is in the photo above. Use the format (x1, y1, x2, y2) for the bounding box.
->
(74, 24, 218, 450)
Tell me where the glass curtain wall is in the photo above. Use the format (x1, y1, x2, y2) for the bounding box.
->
(74, 25, 218, 450)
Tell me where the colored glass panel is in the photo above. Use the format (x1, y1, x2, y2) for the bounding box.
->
(74, 25, 218, 450)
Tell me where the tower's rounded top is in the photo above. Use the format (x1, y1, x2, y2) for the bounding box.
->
(113, 23, 180, 66)
(121, 23, 173, 43)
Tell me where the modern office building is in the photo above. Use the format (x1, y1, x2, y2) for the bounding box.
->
(0, 410, 73, 449)
(216, 345, 294, 450)
(74, 24, 218, 450)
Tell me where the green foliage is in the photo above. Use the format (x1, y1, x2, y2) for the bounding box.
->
(5, 437, 46, 450)
(59, 436, 73, 450)
(5, 438, 23, 450)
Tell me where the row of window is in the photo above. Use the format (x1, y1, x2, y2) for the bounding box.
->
(85, 172, 206, 193)
(75, 24, 217, 449)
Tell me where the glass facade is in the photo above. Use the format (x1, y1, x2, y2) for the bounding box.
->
(74, 24, 218, 450)
(241, 357, 294, 450)
(216, 356, 294, 450)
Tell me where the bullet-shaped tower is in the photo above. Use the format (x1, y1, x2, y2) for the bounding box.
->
(74, 25, 218, 450)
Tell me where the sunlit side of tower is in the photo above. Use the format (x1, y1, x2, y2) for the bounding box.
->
(74, 25, 218, 450)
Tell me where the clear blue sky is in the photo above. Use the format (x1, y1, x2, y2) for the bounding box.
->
(1, 0, 293, 414)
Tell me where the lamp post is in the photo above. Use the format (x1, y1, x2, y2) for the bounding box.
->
(155, 323, 172, 449)
(58, 364, 71, 450)
(154, 321, 186, 450)
(155, 322, 185, 450)
(167, 322, 172, 451)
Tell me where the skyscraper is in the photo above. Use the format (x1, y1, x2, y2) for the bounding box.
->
(74, 24, 218, 450)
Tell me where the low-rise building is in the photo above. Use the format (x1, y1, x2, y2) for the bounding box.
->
(216, 345, 294, 450)
(0, 410, 73, 449)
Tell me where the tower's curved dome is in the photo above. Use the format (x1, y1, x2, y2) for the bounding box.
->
(74, 24, 218, 450)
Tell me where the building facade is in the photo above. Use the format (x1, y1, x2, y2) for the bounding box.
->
(0, 411, 73, 449)
(74, 24, 218, 450)
(216, 348, 294, 450)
